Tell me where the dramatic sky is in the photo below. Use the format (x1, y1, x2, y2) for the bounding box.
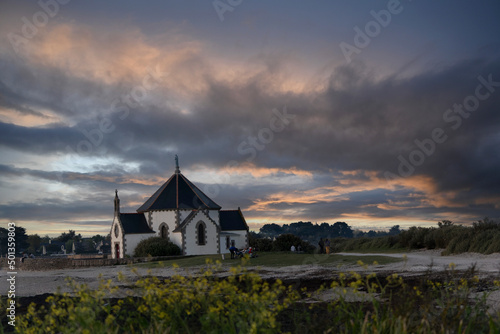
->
(1, 0, 499, 236)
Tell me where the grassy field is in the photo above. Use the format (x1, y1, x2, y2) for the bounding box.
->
(132, 251, 402, 269)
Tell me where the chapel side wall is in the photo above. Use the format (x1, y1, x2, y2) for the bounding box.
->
(124, 233, 153, 256)
(220, 236, 230, 253)
(220, 230, 248, 253)
(150, 211, 176, 232)
(184, 216, 218, 255)
(151, 210, 184, 250)
(169, 231, 183, 250)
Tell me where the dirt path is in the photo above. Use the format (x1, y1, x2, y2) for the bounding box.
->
(337, 250, 500, 275)
(3, 250, 500, 297)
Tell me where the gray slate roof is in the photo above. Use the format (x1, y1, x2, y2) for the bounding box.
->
(220, 209, 248, 231)
(137, 172, 221, 212)
(120, 213, 155, 234)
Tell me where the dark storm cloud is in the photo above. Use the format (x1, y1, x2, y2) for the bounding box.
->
(0, 198, 109, 222)
(0, 24, 499, 230)
(0, 54, 116, 120)
(2, 51, 500, 198)
(0, 164, 156, 197)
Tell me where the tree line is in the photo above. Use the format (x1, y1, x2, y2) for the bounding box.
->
(333, 218, 500, 254)
(249, 221, 401, 253)
(251, 218, 500, 255)
(254, 221, 400, 242)
(0, 227, 109, 256)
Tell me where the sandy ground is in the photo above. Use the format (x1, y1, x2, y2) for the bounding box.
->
(2, 250, 500, 298)
(337, 250, 500, 275)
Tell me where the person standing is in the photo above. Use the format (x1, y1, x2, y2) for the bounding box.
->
(325, 238, 331, 254)
(318, 238, 324, 254)
(229, 246, 238, 259)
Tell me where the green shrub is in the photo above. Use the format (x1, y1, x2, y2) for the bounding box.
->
(133, 237, 181, 257)
(250, 237, 273, 252)
(272, 233, 314, 253)
(485, 232, 500, 254)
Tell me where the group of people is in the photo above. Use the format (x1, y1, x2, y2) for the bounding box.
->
(21, 252, 35, 262)
(229, 246, 257, 259)
(318, 238, 332, 254)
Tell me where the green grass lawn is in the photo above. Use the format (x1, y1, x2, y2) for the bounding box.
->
(132, 252, 402, 269)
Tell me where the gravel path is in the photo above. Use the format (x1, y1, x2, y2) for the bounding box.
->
(337, 250, 500, 275)
(3, 250, 500, 297)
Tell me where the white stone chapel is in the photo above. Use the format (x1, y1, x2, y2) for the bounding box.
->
(110, 157, 249, 258)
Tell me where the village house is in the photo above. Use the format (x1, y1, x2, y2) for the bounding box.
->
(110, 157, 249, 258)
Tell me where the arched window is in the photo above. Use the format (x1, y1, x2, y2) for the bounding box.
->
(160, 224, 168, 239)
(196, 221, 206, 245)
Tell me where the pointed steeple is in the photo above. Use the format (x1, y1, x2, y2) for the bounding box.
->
(175, 154, 180, 174)
(114, 189, 120, 216)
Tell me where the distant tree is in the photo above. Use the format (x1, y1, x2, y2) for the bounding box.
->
(319, 222, 330, 235)
(250, 238, 273, 252)
(388, 225, 401, 236)
(272, 234, 303, 252)
(260, 223, 283, 238)
(56, 230, 82, 244)
(27, 234, 42, 254)
(288, 221, 314, 235)
(332, 222, 353, 238)
(91, 234, 106, 244)
(438, 220, 454, 228)
(56, 230, 75, 243)
(249, 231, 261, 240)
(65, 240, 74, 253)
(353, 230, 365, 238)
(0, 228, 6, 256)
(75, 239, 97, 253)
(472, 217, 498, 231)
(0, 226, 29, 254)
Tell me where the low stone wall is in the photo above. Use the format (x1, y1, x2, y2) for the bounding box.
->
(0, 255, 188, 271)
(68, 254, 107, 260)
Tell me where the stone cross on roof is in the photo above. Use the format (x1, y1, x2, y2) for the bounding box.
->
(175, 154, 180, 174)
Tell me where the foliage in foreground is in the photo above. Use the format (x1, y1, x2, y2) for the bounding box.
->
(286, 263, 496, 333)
(12, 261, 296, 334)
(5, 261, 500, 333)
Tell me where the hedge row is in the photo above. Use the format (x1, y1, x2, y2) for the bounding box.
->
(134, 237, 181, 257)
(250, 233, 315, 253)
(333, 218, 500, 255)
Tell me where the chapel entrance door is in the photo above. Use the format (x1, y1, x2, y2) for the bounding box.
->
(115, 243, 120, 259)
